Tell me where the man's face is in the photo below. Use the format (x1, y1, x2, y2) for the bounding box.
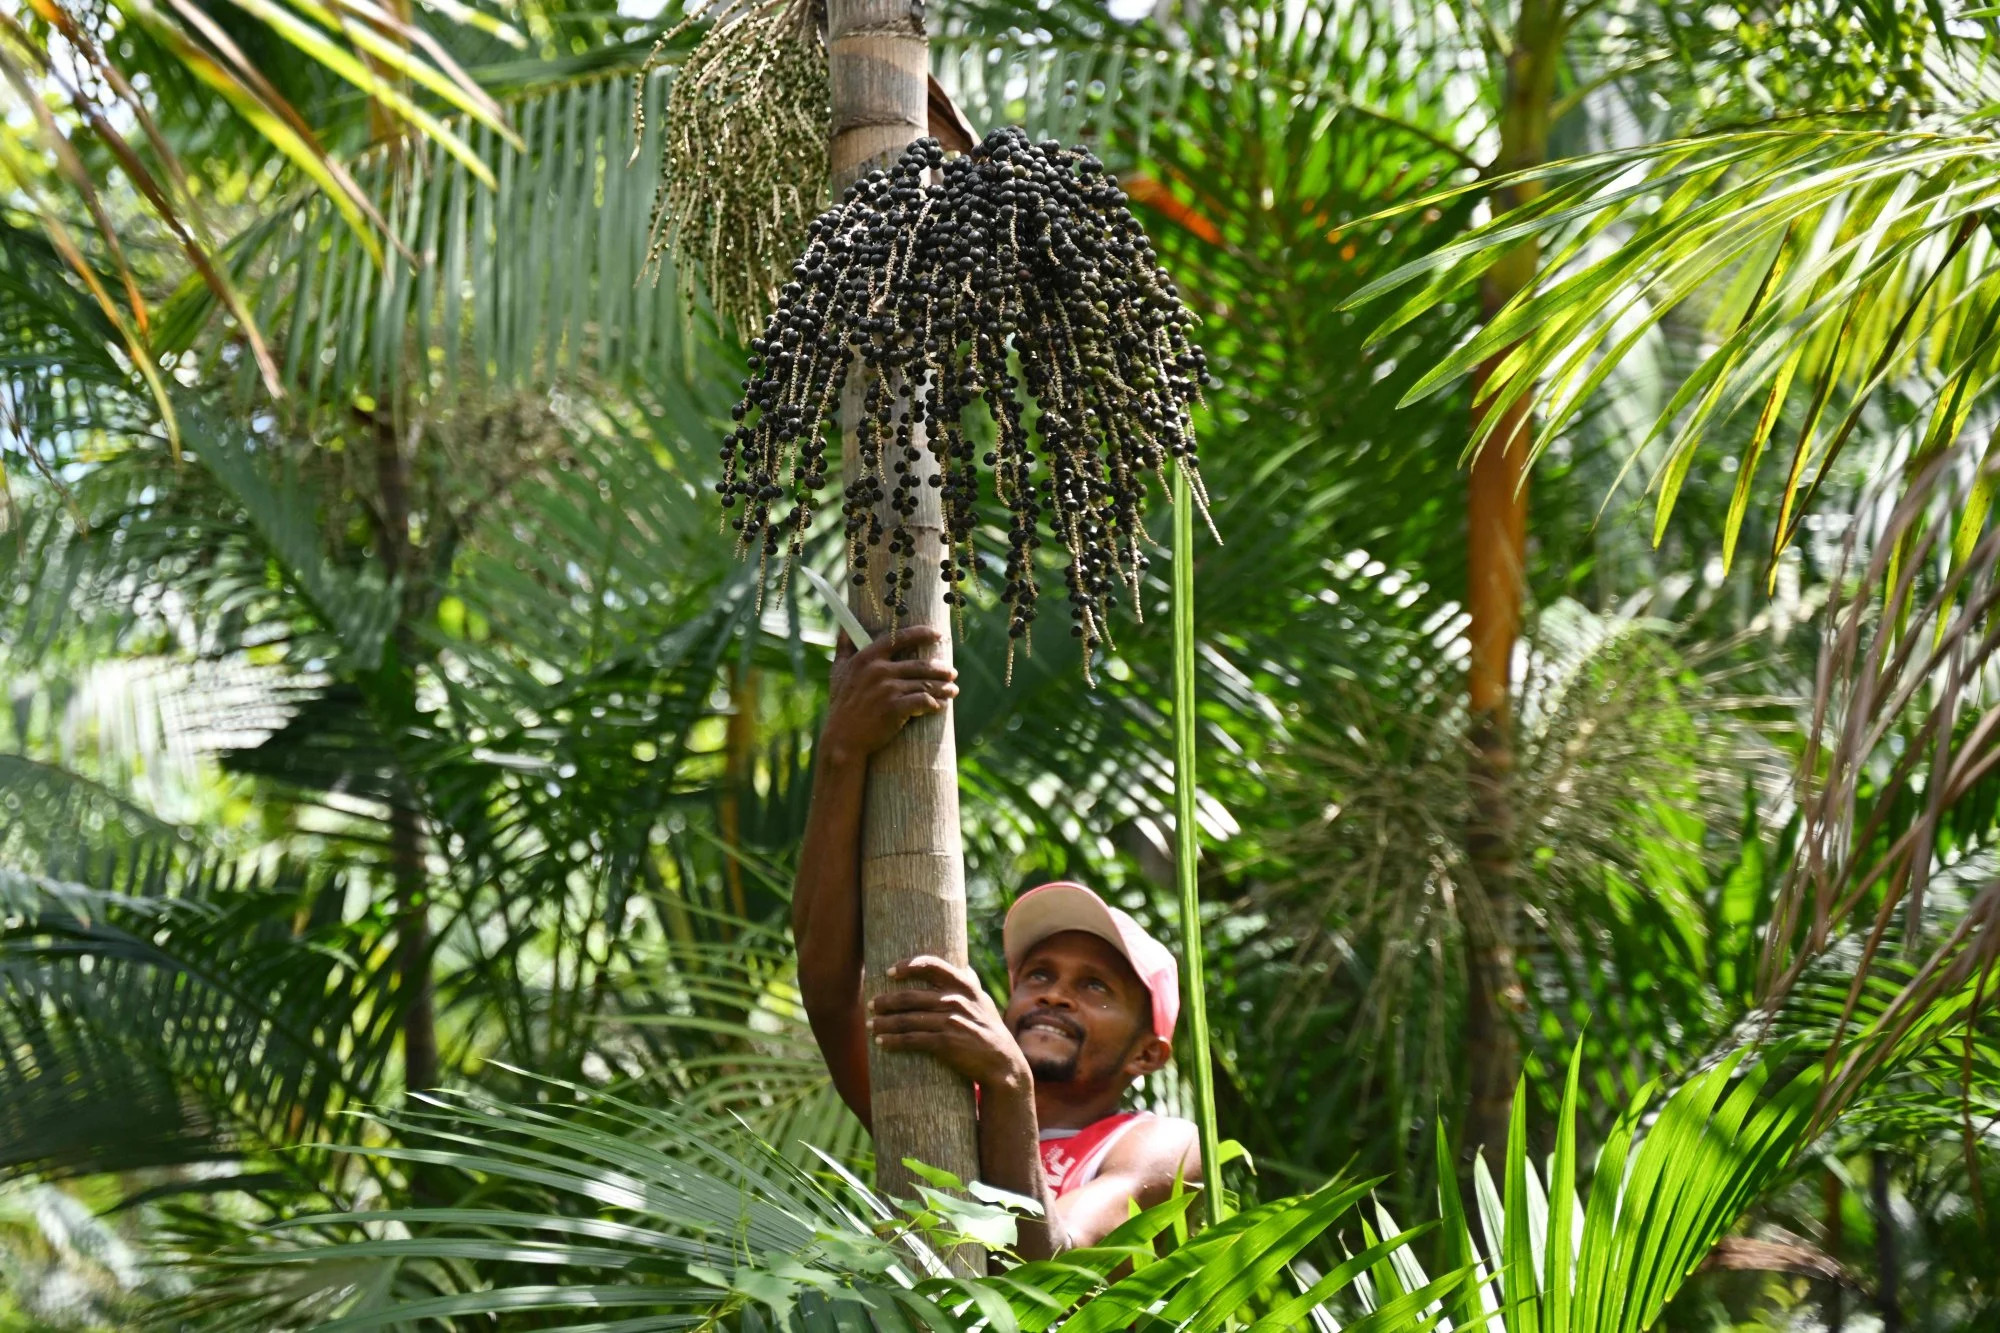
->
(1005, 930, 1166, 1090)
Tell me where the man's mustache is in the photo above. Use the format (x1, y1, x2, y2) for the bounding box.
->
(1014, 1010, 1083, 1041)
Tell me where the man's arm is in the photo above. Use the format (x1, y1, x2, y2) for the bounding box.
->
(1048, 1117, 1202, 1250)
(972, 1064, 1066, 1258)
(984, 1105, 1202, 1259)
(793, 628, 957, 1130)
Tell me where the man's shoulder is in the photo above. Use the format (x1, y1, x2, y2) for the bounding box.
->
(1105, 1112, 1200, 1161)
(1097, 1113, 1203, 1190)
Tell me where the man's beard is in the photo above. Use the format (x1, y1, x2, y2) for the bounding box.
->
(1016, 1012, 1084, 1084)
(1027, 1051, 1079, 1083)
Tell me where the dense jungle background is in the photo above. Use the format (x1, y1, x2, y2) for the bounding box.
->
(5, 0, 2000, 1326)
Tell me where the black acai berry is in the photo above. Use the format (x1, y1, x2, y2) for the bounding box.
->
(720, 128, 1211, 679)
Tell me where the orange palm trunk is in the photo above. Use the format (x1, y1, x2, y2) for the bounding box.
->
(1460, 3, 1560, 1163)
(1463, 332, 1531, 1162)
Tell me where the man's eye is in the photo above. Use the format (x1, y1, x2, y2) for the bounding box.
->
(1085, 978, 1109, 994)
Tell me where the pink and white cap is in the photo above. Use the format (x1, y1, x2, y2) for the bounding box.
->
(1003, 882, 1180, 1045)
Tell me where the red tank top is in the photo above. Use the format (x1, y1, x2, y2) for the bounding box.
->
(1038, 1111, 1151, 1198)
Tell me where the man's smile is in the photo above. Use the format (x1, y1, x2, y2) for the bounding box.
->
(1016, 1011, 1084, 1044)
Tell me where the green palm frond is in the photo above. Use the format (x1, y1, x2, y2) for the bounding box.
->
(168, 1017, 1974, 1333)
(0, 855, 403, 1186)
(2, 372, 834, 1120)
(0, 754, 181, 865)
(1353, 33, 2000, 582)
(1769, 955, 2000, 1150)
(930, 36, 1172, 157)
(935, 0, 1484, 171)
(1, 0, 527, 438)
(604, 923, 869, 1170)
(0, 406, 398, 670)
(164, 1079, 1422, 1333)
(213, 71, 690, 409)
(1390, 933, 2000, 1333)
(1400, 1046, 1823, 1333)
(1251, 595, 1763, 1189)
(0, 222, 159, 469)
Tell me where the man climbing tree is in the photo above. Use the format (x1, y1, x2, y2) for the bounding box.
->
(794, 629, 1202, 1259)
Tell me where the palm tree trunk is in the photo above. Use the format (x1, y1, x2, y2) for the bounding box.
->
(391, 801, 439, 1095)
(1463, 345, 1530, 1162)
(1872, 1151, 1900, 1332)
(371, 412, 439, 1098)
(825, 0, 983, 1223)
(1461, 1, 1559, 1163)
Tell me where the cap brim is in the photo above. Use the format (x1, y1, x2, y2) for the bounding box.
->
(1004, 882, 1135, 974)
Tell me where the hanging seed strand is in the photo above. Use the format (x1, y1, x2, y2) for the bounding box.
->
(721, 128, 1211, 675)
(632, 0, 828, 340)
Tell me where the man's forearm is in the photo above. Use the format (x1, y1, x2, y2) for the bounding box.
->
(976, 1073, 1067, 1261)
(795, 629, 954, 1129)
(794, 745, 871, 1121)
(795, 747, 865, 994)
